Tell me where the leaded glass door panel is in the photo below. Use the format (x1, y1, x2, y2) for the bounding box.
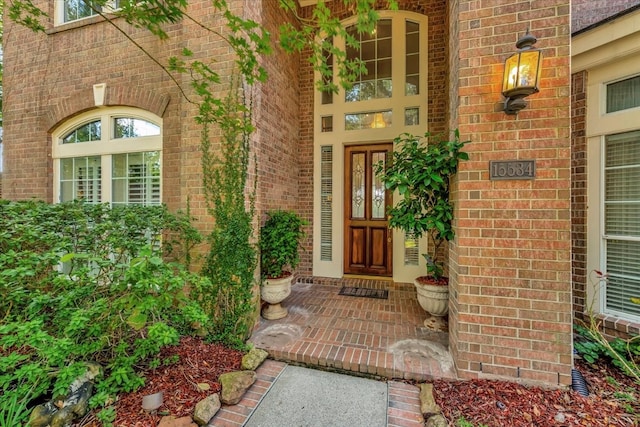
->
(344, 144, 393, 276)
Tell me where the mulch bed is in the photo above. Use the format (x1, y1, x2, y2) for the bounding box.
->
(74, 338, 638, 427)
(432, 358, 639, 426)
(77, 336, 244, 426)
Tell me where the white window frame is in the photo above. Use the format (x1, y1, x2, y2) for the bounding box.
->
(598, 132, 640, 321)
(586, 55, 640, 324)
(55, 0, 121, 26)
(52, 107, 162, 205)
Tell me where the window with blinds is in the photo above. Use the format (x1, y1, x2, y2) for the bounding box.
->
(606, 75, 640, 113)
(404, 233, 419, 266)
(604, 131, 640, 318)
(320, 146, 333, 261)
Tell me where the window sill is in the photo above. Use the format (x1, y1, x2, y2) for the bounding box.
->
(593, 313, 640, 338)
(47, 13, 119, 35)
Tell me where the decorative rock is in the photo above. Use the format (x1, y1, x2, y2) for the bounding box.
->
(50, 406, 75, 427)
(425, 414, 448, 427)
(28, 402, 59, 427)
(419, 383, 442, 417)
(219, 370, 257, 405)
(29, 363, 101, 427)
(141, 391, 164, 411)
(241, 348, 269, 371)
(193, 394, 221, 426)
(555, 412, 567, 423)
(65, 381, 93, 417)
(158, 415, 198, 427)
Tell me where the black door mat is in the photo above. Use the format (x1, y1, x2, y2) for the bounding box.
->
(338, 286, 388, 299)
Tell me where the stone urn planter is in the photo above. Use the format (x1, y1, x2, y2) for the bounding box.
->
(261, 273, 294, 320)
(414, 277, 449, 319)
(259, 210, 307, 320)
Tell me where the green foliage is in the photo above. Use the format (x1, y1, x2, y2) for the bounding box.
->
(0, 200, 211, 422)
(574, 323, 640, 382)
(456, 417, 489, 427)
(279, 0, 398, 94)
(260, 210, 308, 279)
(0, 384, 32, 426)
(193, 77, 258, 349)
(6, 0, 47, 33)
(374, 130, 469, 279)
(576, 270, 640, 384)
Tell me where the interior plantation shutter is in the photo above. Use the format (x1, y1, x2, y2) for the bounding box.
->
(604, 131, 640, 317)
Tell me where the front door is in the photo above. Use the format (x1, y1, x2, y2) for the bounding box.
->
(344, 144, 393, 276)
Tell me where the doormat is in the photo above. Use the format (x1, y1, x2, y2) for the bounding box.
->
(338, 286, 388, 299)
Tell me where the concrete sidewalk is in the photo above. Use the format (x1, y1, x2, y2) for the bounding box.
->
(245, 365, 387, 426)
(210, 360, 425, 427)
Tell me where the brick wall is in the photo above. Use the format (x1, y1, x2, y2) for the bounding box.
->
(572, 0, 640, 33)
(3, 2, 188, 211)
(3, 0, 302, 253)
(248, 0, 301, 229)
(571, 70, 587, 322)
(450, 0, 573, 385)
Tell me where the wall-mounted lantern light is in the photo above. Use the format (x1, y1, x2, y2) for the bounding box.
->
(502, 30, 542, 115)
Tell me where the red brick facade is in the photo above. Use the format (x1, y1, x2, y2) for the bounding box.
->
(3, 0, 578, 385)
(571, 70, 587, 322)
(450, 0, 573, 385)
(2, 0, 300, 234)
(572, 0, 640, 33)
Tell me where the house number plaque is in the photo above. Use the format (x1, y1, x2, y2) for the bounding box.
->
(489, 160, 535, 180)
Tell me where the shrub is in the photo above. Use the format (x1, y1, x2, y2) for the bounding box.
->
(259, 210, 307, 279)
(0, 200, 210, 424)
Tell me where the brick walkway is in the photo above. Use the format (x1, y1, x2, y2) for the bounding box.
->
(209, 360, 425, 427)
(207, 278, 456, 425)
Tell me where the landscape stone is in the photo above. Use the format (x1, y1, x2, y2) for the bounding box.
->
(419, 383, 442, 417)
(28, 363, 102, 427)
(65, 381, 93, 416)
(425, 414, 448, 427)
(193, 394, 221, 426)
(219, 370, 257, 405)
(49, 406, 75, 427)
(241, 348, 269, 371)
(28, 402, 59, 427)
(158, 415, 198, 427)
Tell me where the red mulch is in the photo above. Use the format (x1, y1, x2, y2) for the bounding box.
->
(432, 358, 639, 426)
(75, 338, 639, 427)
(77, 336, 244, 426)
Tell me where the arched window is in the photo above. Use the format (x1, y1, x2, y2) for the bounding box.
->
(52, 108, 162, 206)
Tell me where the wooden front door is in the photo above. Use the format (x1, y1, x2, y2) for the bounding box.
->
(344, 144, 393, 276)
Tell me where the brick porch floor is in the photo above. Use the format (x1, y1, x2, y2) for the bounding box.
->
(248, 277, 457, 382)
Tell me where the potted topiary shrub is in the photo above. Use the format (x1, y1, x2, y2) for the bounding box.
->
(259, 210, 307, 319)
(374, 130, 469, 319)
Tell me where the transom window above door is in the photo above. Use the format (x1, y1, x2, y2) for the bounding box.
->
(315, 11, 427, 134)
(345, 19, 393, 102)
(52, 108, 162, 206)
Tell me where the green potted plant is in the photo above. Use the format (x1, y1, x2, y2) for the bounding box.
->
(375, 130, 469, 318)
(259, 210, 307, 319)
